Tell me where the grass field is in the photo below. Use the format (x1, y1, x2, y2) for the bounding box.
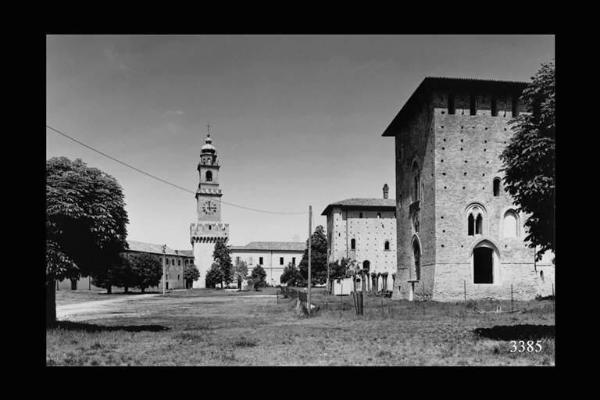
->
(47, 288, 555, 366)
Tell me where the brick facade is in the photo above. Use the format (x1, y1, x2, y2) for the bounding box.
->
(383, 78, 555, 301)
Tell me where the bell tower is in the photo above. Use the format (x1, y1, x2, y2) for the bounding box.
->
(190, 128, 229, 288)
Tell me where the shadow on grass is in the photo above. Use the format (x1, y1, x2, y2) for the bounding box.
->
(474, 324, 554, 341)
(51, 320, 170, 332)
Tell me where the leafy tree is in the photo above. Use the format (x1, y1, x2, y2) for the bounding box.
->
(280, 262, 301, 286)
(329, 258, 351, 281)
(298, 225, 328, 286)
(128, 253, 162, 293)
(500, 61, 555, 260)
(93, 254, 134, 293)
(233, 259, 248, 289)
(205, 262, 223, 288)
(184, 263, 200, 289)
(250, 265, 267, 290)
(46, 157, 128, 327)
(213, 238, 233, 287)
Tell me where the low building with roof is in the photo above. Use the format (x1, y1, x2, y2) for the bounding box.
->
(230, 241, 305, 286)
(57, 240, 195, 291)
(321, 184, 397, 292)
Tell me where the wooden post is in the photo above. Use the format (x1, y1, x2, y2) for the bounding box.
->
(511, 284, 514, 312)
(307, 205, 312, 316)
(162, 245, 167, 296)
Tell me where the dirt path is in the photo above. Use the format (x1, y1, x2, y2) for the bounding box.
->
(57, 294, 160, 321)
(56, 293, 278, 322)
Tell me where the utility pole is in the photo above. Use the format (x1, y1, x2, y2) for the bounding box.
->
(308, 205, 312, 316)
(162, 244, 167, 296)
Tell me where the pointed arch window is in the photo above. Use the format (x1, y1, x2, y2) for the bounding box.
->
(206, 170, 213, 182)
(466, 203, 485, 236)
(475, 214, 483, 235)
(468, 214, 475, 236)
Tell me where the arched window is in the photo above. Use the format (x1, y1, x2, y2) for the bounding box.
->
(468, 214, 474, 236)
(466, 203, 485, 236)
(503, 210, 519, 238)
(493, 178, 501, 196)
(206, 170, 213, 182)
(351, 238, 356, 250)
(413, 240, 421, 281)
(384, 240, 390, 251)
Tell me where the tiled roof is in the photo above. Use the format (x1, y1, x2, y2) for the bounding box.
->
(382, 76, 529, 137)
(230, 241, 306, 252)
(126, 240, 193, 257)
(321, 198, 396, 215)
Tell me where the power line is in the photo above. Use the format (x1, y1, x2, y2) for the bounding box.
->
(46, 124, 307, 216)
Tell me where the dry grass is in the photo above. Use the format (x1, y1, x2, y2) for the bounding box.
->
(47, 289, 555, 366)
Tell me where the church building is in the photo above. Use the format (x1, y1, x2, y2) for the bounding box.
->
(382, 77, 554, 301)
(321, 184, 397, 292)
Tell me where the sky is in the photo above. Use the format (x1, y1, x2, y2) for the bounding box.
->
(46, 35, 555, 250)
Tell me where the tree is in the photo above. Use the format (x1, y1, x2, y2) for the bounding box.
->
(46, 157, 128, 327)
(298, 225, 328, 286)
(128, 253, 162, 293)
(213, 238, 233, 287)
(205, 262, 223, 288)
(280, 262, 301, 286)
(500, 61, 555, 261)
(329, 257, 351, 281)
(233, 259, 248, 289)
(184, 263, 200, 289)
(250, 265, 266, 290)
(93, 254, 134, 294)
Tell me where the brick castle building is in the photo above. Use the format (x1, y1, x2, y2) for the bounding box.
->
(382, 77, 554, 301)
(321, 184, 397, 292)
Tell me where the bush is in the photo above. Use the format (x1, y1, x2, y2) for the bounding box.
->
(250, 265, 266, 290)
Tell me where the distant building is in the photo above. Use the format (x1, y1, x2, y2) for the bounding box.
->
(381, 77, 554, 301)
(56, 240, 194, 291)
(230, 242, 305, 286)
(321, 185, 397, 292)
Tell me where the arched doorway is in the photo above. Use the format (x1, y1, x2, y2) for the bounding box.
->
(413, 240, 421, 281)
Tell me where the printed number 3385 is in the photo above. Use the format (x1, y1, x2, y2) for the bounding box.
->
(509, 340, 543, 353)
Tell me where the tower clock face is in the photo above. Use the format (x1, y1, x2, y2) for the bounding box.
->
(202, 200, 218, 215)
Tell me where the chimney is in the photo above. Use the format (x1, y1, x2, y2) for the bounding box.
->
(383, 183, 389, 199)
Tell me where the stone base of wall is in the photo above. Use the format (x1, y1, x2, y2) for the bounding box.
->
(392, 263, 555, 301)
(432, 263, 554, 301)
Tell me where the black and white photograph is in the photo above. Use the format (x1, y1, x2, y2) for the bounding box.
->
(46, 34, 555, 366)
